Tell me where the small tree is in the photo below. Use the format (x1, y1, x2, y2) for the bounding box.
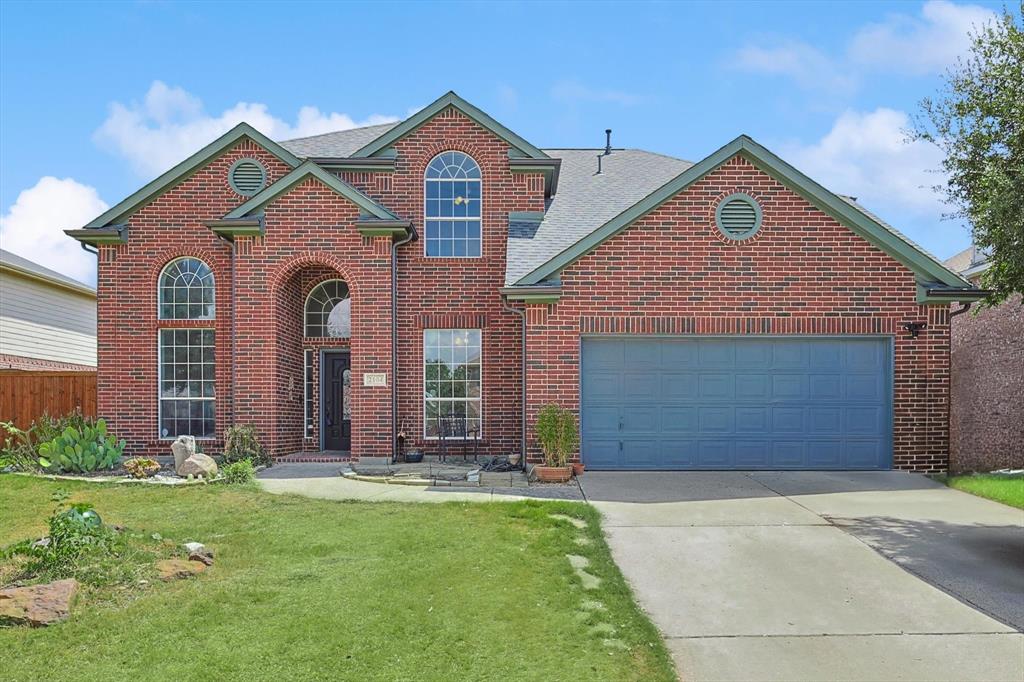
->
(534, 404, 579, 468)
(910, 5, 1024, 307)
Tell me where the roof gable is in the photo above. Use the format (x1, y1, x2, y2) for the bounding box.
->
(223, 161, 397, 220)
(353, 91, 549, 160)
(513, 135, 971, 290)
(81, 123, 302, 229)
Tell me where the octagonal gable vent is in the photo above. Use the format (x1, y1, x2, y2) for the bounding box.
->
(715, 193, 762, 240)
(229, 159, 266, 196)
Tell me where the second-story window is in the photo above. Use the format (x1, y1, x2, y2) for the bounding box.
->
(424, 151, 481, 258)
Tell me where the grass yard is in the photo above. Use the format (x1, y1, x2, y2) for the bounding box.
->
(0, 475, 674, 682)
(943, 474, 1024, 510)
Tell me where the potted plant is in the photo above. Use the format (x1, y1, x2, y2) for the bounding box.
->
(533, 404, 578, 483)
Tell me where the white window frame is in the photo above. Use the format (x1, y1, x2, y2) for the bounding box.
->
(304, 348, 314, 438)
(422, 328, 483, 439)
(423, 151, 483, 259)
(157, 257, 216, 321)
(157, 328, 216, 440)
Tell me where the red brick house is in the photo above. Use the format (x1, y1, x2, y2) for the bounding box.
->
(67, 91, 985, 472)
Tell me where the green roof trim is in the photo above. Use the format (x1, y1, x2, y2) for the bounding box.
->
(514, 135, 972, 288)
(916, 282, 990, 304)
(224, 161, 397, 221)
(204, 218, 264, 241)
(353, 91, 549, 160)
(81, 123, 301, 229)
(64, 226, 128, 245)
(499, 285, 561, 303)
(355, 218, 412, 238)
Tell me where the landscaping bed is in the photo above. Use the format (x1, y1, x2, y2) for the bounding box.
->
(0, 475, 674, 681)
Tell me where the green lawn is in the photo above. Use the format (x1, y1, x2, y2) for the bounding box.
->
(0, 476, 674, 681)
(944, 474, 1024, 509)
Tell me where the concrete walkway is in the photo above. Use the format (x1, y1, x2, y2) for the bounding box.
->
(580, 471, 1024, 682)
(257, 462, 583, 502)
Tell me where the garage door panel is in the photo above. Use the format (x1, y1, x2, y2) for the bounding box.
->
(661, 439, 697, 466)
(582, 372, 620, 402)
(698, 440, 732, 465)
(699, 406, 733, 432)
(623, 440, 659, 467)
(736, 373, 769, 399)
(622, 405, 658, 432)
(809, 374, 843, 400)
(663, 373, 697, 400)
(662, 406, 697, 432)
(735, 441, 770, 466)
(581, 337, 892, 471)
(624, 372, 659, 399)
(584, 406, 620, 434)
(700, 374, 734, 399)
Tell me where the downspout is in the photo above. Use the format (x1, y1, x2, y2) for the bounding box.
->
(501, 296, 528, 470)
(391, 225, 417, 462)
(212, 232, 238, 429)
(950, 302, 971, 317)
(80, 242, 98, 256)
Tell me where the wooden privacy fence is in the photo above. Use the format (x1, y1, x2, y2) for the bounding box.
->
(0, 371, 97, 430)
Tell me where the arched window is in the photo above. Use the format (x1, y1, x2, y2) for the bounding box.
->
(305, 280, 351, 338)
(159, 257, 215, 320)
(424, 151, 481, 257)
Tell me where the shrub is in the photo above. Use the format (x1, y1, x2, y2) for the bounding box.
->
(0, 422, 39, 472)
(38, 419, 125, 474)
(124, 458, 161, 479)
(221, 458, 255, 484)
(223, 425, 270, 467)
(534, 404, 579, 468)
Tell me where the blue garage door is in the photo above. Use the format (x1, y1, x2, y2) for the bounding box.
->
(581, 337, 892, 470)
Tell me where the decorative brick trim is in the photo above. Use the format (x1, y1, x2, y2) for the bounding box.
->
(580, 316, 899, 335)
(0, 354, 96, 373)
(417, 313, 489, 329)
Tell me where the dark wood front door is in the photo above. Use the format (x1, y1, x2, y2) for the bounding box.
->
(322, 352, 351, 452)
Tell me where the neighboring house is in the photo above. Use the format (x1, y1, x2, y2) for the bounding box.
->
(0, 249, 97, 428)
(0, 249, 96, 371)
(943, 245, 1023, 473)
(66, 91, 984, 472)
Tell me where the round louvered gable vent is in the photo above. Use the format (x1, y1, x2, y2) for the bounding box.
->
(229, 158, 266, 196)
(715, 193, 762, 240)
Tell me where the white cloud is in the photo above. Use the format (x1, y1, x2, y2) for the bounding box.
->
(731, 43, 854, 92)
(0, 177, 109, 286)
(781, 108, 945, 216)
(731, 1, 996, 89)
(550, 80, 642, 106)
(94, 81, 400, 177)
(849, 0, 996, 74)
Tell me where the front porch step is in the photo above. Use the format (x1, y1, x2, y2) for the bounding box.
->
(274, 452, 352, 464)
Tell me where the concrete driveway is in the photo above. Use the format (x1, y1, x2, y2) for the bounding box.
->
(581, 471, 1024, 682)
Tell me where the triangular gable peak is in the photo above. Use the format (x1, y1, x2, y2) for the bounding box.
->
(211, 161, 410, 240)
(514, 135, 974, 294)
(353, 91, 550, 160)
(75, 124, 301, 233)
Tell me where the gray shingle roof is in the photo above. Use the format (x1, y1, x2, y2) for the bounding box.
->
(278, 123, 399, 158)
(0, 249, 95, 294)
(505, 149, 692, 285)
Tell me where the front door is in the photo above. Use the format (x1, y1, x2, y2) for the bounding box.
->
(322, 352, 351, 451)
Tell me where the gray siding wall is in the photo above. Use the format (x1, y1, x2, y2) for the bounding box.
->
(0, 270, 96, 367)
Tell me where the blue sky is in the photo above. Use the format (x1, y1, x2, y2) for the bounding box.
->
(0, 0, 1009, 284)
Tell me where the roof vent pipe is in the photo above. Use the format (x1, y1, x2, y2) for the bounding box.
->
(604, 129, 612, 155)
(596, 153, 603, 175)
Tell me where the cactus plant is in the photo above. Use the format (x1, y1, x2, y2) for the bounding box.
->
(38, 419, 125, 473)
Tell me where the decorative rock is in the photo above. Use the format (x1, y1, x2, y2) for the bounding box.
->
(31, 537, 51, 549)
(156, 559, 207, 581)
(177, 453, 218, 478)
(170, 435, 196, 472)
(183, 542, 206, 554)
(189, 552, 214, 566)
(0, 579, 78, 627)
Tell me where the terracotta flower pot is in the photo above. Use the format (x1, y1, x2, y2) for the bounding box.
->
(572, 462, 585, 476)
(535, 465, 573, 483)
